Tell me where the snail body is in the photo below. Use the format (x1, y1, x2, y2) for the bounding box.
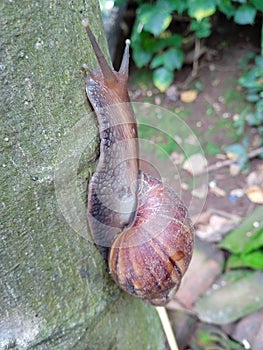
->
(83, 21, 194, 306)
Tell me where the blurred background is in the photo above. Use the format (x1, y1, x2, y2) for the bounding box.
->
(100, 1, 263, 349)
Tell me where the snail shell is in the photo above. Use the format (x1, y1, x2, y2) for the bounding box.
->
(109, 173, 194, 306)
(83, 21, 194, 306)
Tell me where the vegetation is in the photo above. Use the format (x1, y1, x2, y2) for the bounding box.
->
(108, 0, 263, 167)
(125, 0, 263, 91)
(99, 1, 263, 348)
(225, 52, 263, 171)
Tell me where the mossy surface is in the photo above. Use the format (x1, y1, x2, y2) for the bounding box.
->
(0, 1, 165, 349)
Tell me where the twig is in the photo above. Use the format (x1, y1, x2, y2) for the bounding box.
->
(203, 146, 263, 174)
(192, 37, 200, 78)
(179, 37, 202, 89)
(156, 306, 179, 350)
(178, 71, 200, 89)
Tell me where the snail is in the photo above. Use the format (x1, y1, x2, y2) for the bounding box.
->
(83, 20, 194, 306)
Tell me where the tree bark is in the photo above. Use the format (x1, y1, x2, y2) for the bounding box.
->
(0, 1, 165, 349)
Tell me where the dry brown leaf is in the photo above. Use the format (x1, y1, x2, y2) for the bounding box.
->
(226, 152, 238, 160)
(210, 186, 226, 197)
(245, 186, 263, 204)
(180, 90, 198, 103)
(246, 166, 263, 187)
(195, 210, 241, 242)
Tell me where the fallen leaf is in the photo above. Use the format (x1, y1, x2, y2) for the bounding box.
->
(194, 210, 212, 225)
(232, 308, 263, 350)
(218, 206, 263, 254)
(245, 186, 263, 204)
(226, 152, 238, 160)
(180, 90, 198, 103)
(196, 212, 241, 242)
(210, 186, 226, 197)
(195, 270, 263, 324)
(246, 166, 263, 187)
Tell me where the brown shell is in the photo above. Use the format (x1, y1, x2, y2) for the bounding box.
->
(108, 173, 194, 306)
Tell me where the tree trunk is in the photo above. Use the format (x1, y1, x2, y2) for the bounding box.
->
(0, 1, 165, 349)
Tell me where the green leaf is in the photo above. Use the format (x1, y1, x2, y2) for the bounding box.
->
(150, 48, 184, 71)
(153, 67, 173, 91)
(218, 0, 236, 18)
(144, 34, 183, 54)
(241, 250, 263, 269)
(194, 81, 204, 91)
(227, 250, 263, 270)
(243, 227, 263, 254)
(141, 36, 159, 53)
(192, 324, 247, 350)
(256, 99, 263, 111)
(156, 0, 178, 12)
(132, 47, 152, 67)
(219, 206, 263, 254)
(205, 141, 221, 155)
(195, 270, 263, 324)
(144, 11, 172, 36)
(188, 0, 217, 21)
(137, 4, 172, 36)
(246, 110, 263, 126)
(131, 26, 154, 67)
(163, 48, 184, 70)
(173, 0, 188, 14)
(239, 65, 263, 89)
(255, 55, 263, 67)
(225, 143, 248, 168)
(234, 5, 257, 25)
(159, 34, 182, 49)
(190, 18, 212, 38)
(250, 0, 263, 12)
(246, 93, 260, 102)
(150, 54, 165, 69)
(155, 0, 189, 14)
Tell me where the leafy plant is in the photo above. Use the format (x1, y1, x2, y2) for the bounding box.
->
(127, 0, 263, 91)
(219, 206, 263, 270)
(190, 324, 245, 349)
(225, 138, 250, 170)
(238, 55, 263, 128)
(225, 52, 263, 171)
